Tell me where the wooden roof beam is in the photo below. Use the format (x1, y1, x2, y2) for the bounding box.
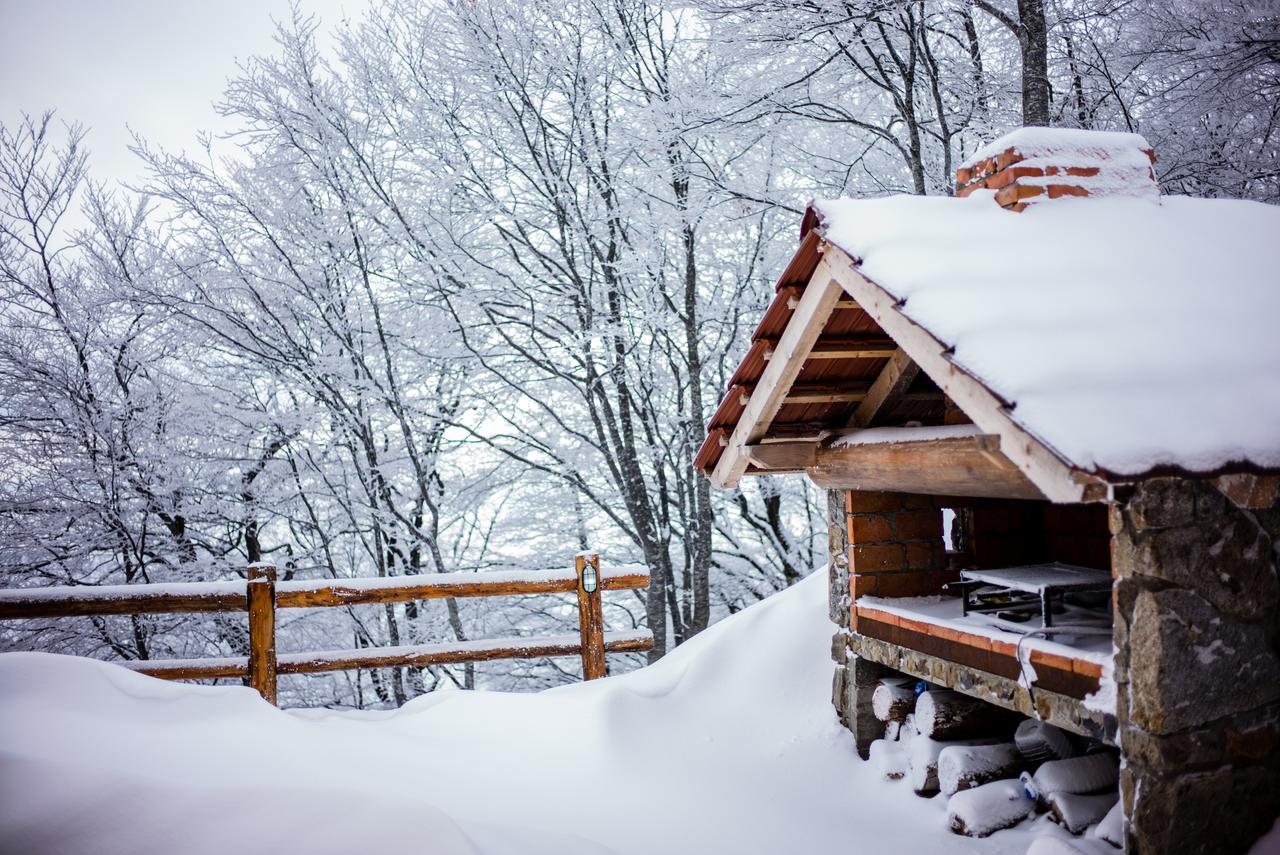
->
(787, 295, 860, 311)
(762, 337, 897, 361)
(737, 383, 871, 407)
(806, 433, 1045, 500)
(712, 258, 847, 489)
(849, 347, 920, 428)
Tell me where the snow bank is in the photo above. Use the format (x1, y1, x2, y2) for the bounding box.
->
(0, 571, 1051, 855)
(814, 193, 1280, 477)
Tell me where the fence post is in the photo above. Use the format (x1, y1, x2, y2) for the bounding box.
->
(246, 564, 278, 705)
(575, 552, 606, 680)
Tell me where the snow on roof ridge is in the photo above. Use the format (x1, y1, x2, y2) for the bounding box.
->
(961, 127, 1154, 171)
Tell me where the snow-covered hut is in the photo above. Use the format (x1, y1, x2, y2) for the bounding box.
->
(696, 128, 1280, 854)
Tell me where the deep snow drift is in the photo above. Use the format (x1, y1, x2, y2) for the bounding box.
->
(1, 571, 1263, 855)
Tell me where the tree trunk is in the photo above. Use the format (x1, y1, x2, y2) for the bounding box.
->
(1017, 0, 1050, 125)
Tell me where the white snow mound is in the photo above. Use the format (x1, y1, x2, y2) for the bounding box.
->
(0, 572, 1065, 855)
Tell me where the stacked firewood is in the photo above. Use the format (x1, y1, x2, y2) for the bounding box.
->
(866, 676, 1122, 844)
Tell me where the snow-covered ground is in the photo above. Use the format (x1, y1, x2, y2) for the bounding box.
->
(1, 572, 1276, 855)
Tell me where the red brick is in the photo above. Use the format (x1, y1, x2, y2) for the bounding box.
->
(985, 165, 1045, 190)
(1046, 183, 1089, 200)
(851, 574, 878, 597)
(900, 493, 935, 510)
(994, 149, 1022, 170)
(894, 508, 943, 541)
(849, 514, 894, 543)
(955, 166, 973, 184)
(995, 183, 1043, 207)
(846, 491, 900, 513)
(851, 543, 905, 573)
(873, 571, 935, 598)
(904, 541, 944, 571)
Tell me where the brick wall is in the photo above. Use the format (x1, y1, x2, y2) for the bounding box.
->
(846, 491, 949, 623)
(964, 500, 1109, 571)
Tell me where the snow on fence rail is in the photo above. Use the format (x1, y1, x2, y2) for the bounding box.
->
(0, 554, 652, 704)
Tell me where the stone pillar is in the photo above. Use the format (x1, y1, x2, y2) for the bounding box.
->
(1111, 478, 1280, 855)
(827, 489, 851, 629)
(832, 629, 889, 758)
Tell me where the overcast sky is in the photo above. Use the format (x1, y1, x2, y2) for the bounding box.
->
(0, 0, 366, 186)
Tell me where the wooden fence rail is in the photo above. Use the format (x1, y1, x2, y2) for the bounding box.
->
(0, 553, 652, 705)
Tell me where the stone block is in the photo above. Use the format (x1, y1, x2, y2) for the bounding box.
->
(1118, 514, 1276, 622)
(1127, 478, 1197, 530)
(1128, 589, 1280, 734)
(1126, 764, 1280, 855)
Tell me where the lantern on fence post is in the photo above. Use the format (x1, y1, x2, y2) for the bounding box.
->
(575, 552, 606, 680)
(581, 559, 599, 594)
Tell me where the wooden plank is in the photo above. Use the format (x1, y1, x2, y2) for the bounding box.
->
(0, 583, 247, 619)
(807, 432, 1045, 500)
(123, 632, 656, 681)
(0, 569, 652, 620)
(712, 257, 847, 489)
(275, 631, 654, 675)
(576, 553, 607, 680)
(246, 565, 278, 705)
(738, 381, 871, 407)
(850, 347, 920, 427)
(759, 422, 831, 443)
(744, 442, 818, 471)
(823, 246, 1100, 503)
(785, 384, 869, 404)
(763, 336, 897, 361)
(128, 658, 249, 680)
(788, 295, 860, 311)
(274, 568, 649, 609)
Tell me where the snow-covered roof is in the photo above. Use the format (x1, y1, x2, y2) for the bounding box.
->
(811, 191, 1280, 478)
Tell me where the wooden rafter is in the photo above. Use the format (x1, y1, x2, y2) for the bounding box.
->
(849, 347, 921, 427)
(712, 258, 846, 489)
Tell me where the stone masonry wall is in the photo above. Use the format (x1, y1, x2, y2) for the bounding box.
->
(1111, 478, 1280, 854)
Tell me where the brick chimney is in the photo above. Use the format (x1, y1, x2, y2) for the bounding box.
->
(956, 128, 1158, 211)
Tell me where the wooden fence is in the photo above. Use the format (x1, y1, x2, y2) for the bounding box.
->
(0, 553, 652, 705)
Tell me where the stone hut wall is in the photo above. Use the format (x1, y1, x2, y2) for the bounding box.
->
(1111, 477, 1280, 854)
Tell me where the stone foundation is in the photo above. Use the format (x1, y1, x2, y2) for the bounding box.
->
(1112, 477, 1280, 854)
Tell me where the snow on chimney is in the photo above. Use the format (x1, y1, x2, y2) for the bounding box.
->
(956, 128, 1158, 211)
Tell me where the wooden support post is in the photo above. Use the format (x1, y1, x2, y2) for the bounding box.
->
(575, 553, 606, 680)
(246, 564, 278, 705)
